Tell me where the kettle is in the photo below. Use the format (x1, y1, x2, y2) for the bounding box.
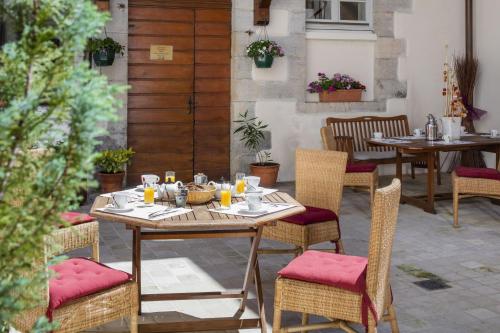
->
(425, 114, 439, 141)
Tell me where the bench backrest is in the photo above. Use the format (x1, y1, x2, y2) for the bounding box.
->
(326, 115, 410, 152)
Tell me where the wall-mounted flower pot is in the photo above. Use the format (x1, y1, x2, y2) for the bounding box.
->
(93, 48, 116, 67)
(254, 54, 274, 68)
(319, 89, 363, 103)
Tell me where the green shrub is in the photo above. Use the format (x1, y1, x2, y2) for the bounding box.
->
(94, 148, 135, 174)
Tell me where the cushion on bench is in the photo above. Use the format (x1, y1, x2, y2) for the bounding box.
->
(346, 163, 377, 173)
(48, 258, 131, 318)
(281, 206, 338, 226)
(353, 151, 415, 161)
(455, 166, 500, 181)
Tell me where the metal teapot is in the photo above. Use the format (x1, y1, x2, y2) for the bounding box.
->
(425, 114, 439, 141)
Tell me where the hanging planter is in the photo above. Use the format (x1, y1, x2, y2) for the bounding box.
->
(246, 39, 284, 69)
(254, 53, 274, 68)
(87, 37, 125, 67)
(308, 73, 366, 103)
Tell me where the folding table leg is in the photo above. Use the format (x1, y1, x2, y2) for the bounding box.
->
(132, 227, 142, 315)
(239, 227, 263, 312)
(254, 258, 267, 333)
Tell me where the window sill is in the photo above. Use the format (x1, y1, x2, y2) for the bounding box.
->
(305, 30, 377, 41)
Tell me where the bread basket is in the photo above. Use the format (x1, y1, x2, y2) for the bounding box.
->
(186, 184, 216, 205)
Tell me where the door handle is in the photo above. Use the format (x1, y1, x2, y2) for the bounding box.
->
(188, 95, 194, 115)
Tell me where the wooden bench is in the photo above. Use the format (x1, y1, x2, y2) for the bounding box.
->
(324, 115, 441, 183)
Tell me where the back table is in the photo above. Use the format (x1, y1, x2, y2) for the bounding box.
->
(91, 191, 305, 333)
(366, 135, 500, 214)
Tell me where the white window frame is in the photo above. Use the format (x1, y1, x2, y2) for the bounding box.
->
(306, 0, 373, 31)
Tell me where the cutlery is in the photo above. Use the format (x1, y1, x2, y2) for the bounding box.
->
(149, 208, 181, 219)
(148, 207, 173, 217)
(262, 201, 293, 206)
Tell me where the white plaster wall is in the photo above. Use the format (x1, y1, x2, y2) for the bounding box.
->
(475, 0, 500, 168)
(306, 33, 376, 102)
(394, 0, 465, 130)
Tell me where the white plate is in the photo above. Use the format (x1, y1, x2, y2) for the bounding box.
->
(237, 208, 268, 215)
(104, 206, 134, 213)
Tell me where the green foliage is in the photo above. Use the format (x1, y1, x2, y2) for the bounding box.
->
(245, 40, 285, 58)
(87, 37, 125, 55)
(94, 148, 134, 174)
(233, 111, 274, 165)
(0, 0, 125, 329)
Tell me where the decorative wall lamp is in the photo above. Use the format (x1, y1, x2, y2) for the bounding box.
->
(254, 0, 272, 26)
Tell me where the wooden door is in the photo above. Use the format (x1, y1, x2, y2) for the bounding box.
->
(127, 1, 231, 185)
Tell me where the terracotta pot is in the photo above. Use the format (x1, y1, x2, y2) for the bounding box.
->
(249, 163, 280, 187)
(95, 0, 110, 11)
(319, 89, 363, 103)
(98, 172, 124, 193)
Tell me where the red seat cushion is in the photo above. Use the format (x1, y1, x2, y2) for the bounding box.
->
(346, 163, 377, 173)
(278, 250, 375, 327)
(281, 206, 338, 226)
(455, 166, 500, 181)
(48, 258, 131, 317)
(278, 250, 367, 292)
(60, 212, 95, 227)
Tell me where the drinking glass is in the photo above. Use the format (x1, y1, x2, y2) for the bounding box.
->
(235, 172, 246, 194)
(144, 183, 155, 204)
(165, 171, 175, 183)
(220, 183, 232, 209)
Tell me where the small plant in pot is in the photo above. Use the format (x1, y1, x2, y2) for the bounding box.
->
(87, 37, 125, 67)
(246, 40, 285, 69)
(94, 148, 134, 193)
(234, 111, 280, 187)
(308, 72, 366, 102)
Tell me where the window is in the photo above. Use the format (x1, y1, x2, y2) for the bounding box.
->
(306, 0, 372, 31)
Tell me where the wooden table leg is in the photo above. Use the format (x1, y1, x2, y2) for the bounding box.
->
(239, 227, 263, 313)
(426, 151, 436, 214)
(254, 258, 267, 333)
(132, 227, 142, 315)
(396, 149, 403, 181)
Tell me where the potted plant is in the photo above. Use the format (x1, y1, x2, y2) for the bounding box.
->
(307, 72, 366, 102)
(246, 40, 285, 69)
(94, 148, 134, 193)
(234, 111, 280, 187)
(87, 37, 125, 67)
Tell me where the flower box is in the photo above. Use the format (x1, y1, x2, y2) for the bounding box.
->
(319, 89, 363, 103)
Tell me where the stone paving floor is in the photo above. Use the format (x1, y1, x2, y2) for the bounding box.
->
(75, 174, 500, 333)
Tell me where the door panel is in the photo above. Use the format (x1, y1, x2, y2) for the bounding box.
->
(127, 5, 194, 185)
(194, 8, 231, 180)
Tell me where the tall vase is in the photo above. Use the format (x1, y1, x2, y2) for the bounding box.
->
(441, 117, 462, 140)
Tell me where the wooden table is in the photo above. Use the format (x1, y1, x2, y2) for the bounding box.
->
(90, 191, 305, 333)
(367, 135, 500, 214)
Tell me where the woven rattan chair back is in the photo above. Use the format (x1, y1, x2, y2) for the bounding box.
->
(295, 149, 347, 214)
(365, 178, 401, 320)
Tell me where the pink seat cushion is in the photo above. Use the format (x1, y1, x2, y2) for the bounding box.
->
(281, 206, 338, 226)
(346, 163, 377, 173)
(278, 250, 367, 292)
(48, 258, 131, 317)
(278, 250, 376, 327)
(455, 166, 500, 181)
(60, 212, 95, 227)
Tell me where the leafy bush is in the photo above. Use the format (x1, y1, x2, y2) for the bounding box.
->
(87, 37, 125, 55)
(307, 72, 366, 93)
(0, 1, 124, 331)
(94, 148, 135, 174)
(246, 40, 285, 58)
(233, 111, 274, 165)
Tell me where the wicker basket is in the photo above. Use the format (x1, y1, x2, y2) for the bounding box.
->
(187, 186, 216, 205)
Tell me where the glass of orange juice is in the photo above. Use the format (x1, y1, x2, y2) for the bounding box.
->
(220, 182, 232, 209)
(165, 171, 175, 183)
(144, 183, 155, 204)
(235, 172, 245, 194)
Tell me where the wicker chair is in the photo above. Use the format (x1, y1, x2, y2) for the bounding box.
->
(321, 127, 378, 203)
(261, 149, 347, 256)
(273, 179, 401, 333)
(12, 222, 138, 333)
(452, 162, 500, 227)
